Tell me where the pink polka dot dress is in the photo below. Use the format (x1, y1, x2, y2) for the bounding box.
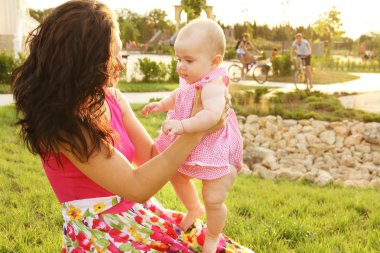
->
(155, 67, 243, 180)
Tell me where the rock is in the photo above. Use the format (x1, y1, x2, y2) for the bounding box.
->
(333, 125, 351, 137)
(315, 171, 333, 186)
(240, 164, 253, 175)
(369, 178, 380, 189)
(351, 123, 366, 134)
(265, 115, 277, 123)
(253, 164, 277, 180)
(237, 115, 246, 125)
(245, 115, 259, 124)
(299, 119, 310, 126)
(302, 125, 314, 133)
(361, 163, 380, 176)
(262, 155, 279, 170)
(277, 169, 303, 181)
(283, 119, 297, 128)
(373, 153, 380, 166)
(344, 134, 363, 148)
(371, 145, 380, 152)
(335, 136, 344, 149)
(244, 146, 275, 167)
(343, 180, 369, 188)
(341, 155, 356, 168)
(355, 142, 371, 153)
(320, 130, 336, 145)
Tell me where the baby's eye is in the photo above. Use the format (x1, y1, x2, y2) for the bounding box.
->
(186, 59, 193, 64)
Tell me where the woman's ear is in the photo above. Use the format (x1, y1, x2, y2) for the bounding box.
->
(212, 54, 223, 67)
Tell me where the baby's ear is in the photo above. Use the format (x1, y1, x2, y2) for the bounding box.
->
(212, 54, 223, 66)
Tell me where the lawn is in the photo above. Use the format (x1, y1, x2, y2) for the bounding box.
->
(1, 105, 380, 252)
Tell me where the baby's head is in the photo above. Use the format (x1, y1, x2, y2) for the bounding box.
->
(174, 19, 226, 83)
(176, 18, 225, 58)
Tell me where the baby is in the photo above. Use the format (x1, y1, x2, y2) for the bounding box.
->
(142, 18, 243, 253)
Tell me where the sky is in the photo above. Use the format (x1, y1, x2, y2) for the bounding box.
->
(26, 0, 380, 40)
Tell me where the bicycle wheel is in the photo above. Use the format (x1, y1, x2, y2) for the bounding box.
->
(228, 64, 242, 82)
(294, 69, 305, 89)
(252, 65, 268, 84)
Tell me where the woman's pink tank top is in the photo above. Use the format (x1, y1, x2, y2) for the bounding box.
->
(42, 93, 135, 203)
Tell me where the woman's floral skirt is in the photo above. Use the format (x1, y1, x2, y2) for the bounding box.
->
(62, 196, 254, 253)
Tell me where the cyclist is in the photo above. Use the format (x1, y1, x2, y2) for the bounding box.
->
(236, 32, 261, 78)
(292, 33, 312, 88)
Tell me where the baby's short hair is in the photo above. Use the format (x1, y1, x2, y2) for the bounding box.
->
(176, 18, 226, 56)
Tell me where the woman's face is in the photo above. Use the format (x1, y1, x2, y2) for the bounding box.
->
(109, 30, 125, 86)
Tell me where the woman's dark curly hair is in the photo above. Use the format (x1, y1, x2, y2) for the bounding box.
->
(12, 0, 120, 162)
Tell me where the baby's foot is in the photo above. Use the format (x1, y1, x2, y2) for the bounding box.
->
(202, 232, 221, 253)
(180, 206, 205, 231)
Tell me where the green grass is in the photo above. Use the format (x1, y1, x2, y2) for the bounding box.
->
(270, 70, 360, 84)
(0, 84, 11, 94)
(1, 105, 380, 252)
(117, 81, 178, 92)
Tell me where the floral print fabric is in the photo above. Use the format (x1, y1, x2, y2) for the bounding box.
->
(61, 196, 253, 253)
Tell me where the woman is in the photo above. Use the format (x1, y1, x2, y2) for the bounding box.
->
(236, 33, 261, 78)
(12, 1, 253, 252)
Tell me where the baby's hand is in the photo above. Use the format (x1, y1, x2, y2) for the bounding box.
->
(162, 120, 184, 137)
(142, 102, 163, 116)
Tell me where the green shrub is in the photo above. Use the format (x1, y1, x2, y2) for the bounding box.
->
(271, 54, 292, 76)
(254, 87, 269, 103)
(168, 55, 179, 83)
(224, 46, 236, 60)
(137, 57, 167, 82)
(0, 50, 19, 83)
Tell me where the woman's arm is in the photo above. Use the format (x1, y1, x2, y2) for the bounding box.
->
(113, 88, 155, 166)
(60, 130, 204, 204)
(248, 41, 261, 55)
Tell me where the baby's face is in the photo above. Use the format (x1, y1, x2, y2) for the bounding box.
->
(174, 35, 216, 84)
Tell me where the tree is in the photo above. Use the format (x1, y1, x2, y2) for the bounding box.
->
(147, 9, 169, 31)
(181, 0, 205, 22)
(29, 8, 51, 23)
(313, 6, 345, 56)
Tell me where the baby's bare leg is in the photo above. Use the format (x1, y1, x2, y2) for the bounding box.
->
(202, 166, 237, 253)
(170, 171, 205, 231)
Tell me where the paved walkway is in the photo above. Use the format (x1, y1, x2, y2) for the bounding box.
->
(1, 73, 379, 113)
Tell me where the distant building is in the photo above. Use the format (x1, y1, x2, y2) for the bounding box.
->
(0, 0, 39, 57)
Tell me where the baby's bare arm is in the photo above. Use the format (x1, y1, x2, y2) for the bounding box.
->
(181, 80, 226, 133)
(160, 88, 177, 111)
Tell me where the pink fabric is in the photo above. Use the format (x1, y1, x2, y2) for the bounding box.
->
(155, 67, 243, 180)
(42, 91, 135, 203)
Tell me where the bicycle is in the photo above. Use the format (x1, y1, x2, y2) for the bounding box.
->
(228, 56, 270, 84)
(294, 55, 311, 90)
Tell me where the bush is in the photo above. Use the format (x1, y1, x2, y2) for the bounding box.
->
(224, 46, 236, 60)
(254, 87, 269, 103)
(168, 55, 179, 83)
(271, 54, 292, 76)
(0, 50, 19, 83)
(137, 57, 167, 82)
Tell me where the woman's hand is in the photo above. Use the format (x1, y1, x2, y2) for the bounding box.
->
(191, 87, 230, 135)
